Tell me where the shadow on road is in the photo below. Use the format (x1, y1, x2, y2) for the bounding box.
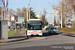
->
(43, 31, 60, 37)
(43, 32, 52, 37)
(8, 36, 26, 39)
(59, 32, 64, 34)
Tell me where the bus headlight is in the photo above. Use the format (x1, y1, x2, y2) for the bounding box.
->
(39, 32, 42, 33)
(27, 32, 30, 33)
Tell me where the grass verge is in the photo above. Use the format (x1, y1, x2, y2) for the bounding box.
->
(58, 28, 75, 34)
(8, 31, 17, 37)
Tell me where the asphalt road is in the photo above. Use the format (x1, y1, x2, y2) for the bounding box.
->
(5, 44, 75, 50)
(0, 31, 75, 50)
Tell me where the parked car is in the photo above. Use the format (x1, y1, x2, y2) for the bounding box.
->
(66, 24, 72, 28)
(46, 26, 59, 34)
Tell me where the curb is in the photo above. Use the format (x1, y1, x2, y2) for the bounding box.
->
(24, 37, 47, 42)
(0, 37, 47, 43)
(0, 37, 28, 43)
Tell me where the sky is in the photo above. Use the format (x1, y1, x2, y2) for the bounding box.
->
(8, 0, 59, 23)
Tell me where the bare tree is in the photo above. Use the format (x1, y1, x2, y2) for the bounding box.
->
(57, 18, 60, 25)
(16, 8, 22, 17)
(42, 9, 46, 25)
(52, 0, 74, 27)
(22, 7, 26, 17)
(54, 16, 56, 24)
(0, 7, 1, 20)
(24, 8, 27, 26)
(9, 9, 16, 15)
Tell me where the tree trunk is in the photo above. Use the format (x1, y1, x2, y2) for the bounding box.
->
(73, 8, 75, 26)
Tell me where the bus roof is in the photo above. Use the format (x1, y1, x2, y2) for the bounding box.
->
(28, 19, 42, 21)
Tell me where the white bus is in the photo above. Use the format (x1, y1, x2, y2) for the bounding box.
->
(26, 19, 43, 37)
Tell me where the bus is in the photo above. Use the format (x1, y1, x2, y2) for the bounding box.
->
(26, 19, 43, 37)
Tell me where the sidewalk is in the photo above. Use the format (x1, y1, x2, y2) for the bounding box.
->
(0, 30, 27, 43)
(0, 37, 27, 43)
(12, 30, 26, 37)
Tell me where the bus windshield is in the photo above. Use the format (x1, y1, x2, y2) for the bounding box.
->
(28, 21, 42, 30)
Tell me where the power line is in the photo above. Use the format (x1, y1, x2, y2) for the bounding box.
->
(47, 1, 54, 7)
(45, 0, 54, 10)
(34, 0, 37, 9)
(46, 0, 59, 10)
(44, 0, 50, 4)
(29, 0, 31, 6)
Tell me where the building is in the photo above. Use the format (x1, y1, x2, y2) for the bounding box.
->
(7, 15, 18, 26)
(35, 14, 42, 19)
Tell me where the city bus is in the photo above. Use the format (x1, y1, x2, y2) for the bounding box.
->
(26, 19, 43, 37)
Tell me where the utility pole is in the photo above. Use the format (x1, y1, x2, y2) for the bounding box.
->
(29, 8, 30, 19)
(27, 5, 28, 21)
(1, 5, 3, 20)
(15, 19, 16, 31)
(3, 10, 4, 20)
(3, 7, 5, 20)
(53, 11, 55, 26)
(61, 2, 63, 28)
(15, 16, 17, 31)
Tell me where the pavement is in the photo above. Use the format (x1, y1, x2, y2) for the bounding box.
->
(0, 37, 27, 43)
(0, 29, 27, 43)
(13, 29, 26, 37)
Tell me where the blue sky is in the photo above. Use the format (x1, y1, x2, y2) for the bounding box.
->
(8, 0, 59, 23)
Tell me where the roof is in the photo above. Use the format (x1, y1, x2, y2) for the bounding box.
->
(28, 19, 42, 21)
